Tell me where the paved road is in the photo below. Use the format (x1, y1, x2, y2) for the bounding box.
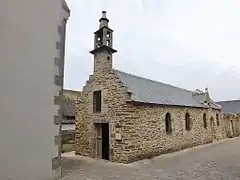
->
(62, 137, 240, 180)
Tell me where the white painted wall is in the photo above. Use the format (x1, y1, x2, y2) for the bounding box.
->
(0, 0, 69, 179)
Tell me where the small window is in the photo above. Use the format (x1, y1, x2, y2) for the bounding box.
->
(185, 112, 191, 131)
(93, 91, 101, 113)
(165, 112, 172, 134)
(107, 56, 110, 60)
(96, 36, 102, 47)
(216, 113, 220, 126)
(107, 40, 110, 46)
(203, 113, 207, 129)
(107, 31, 110, 37)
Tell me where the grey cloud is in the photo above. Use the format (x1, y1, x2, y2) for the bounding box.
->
(64, 0, 240, 101)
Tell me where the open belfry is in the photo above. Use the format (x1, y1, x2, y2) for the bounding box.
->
(75, 11, 237, 163)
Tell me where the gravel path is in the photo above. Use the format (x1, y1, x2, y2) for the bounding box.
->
(62, 137, 240, 180)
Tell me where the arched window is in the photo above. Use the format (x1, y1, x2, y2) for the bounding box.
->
(230, 120, 234, 135)
(203, 113, 207, 129)
(210, 117, 214, 126)
(185, 112, 191, 131)
(216, 113, 220, 126)
(165, 112, 172, 134)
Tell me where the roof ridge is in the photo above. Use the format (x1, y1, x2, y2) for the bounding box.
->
(217, 99, 240, 103)
(113, 68, 194, 93)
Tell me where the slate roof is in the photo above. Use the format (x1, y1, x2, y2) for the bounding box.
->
(62, 97, 76, 116)
(216, 100, 240, 114)
(114, 69, 220, 109)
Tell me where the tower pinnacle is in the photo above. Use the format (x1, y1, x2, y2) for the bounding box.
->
(204, 87, 211, 105)
(90, 11, 117, 72)
(99, 11, 109, 28)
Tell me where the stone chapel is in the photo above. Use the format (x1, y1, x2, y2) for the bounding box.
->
(75, 11, 227, 163)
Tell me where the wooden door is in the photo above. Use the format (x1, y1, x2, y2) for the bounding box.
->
(95, 124, 102, 158)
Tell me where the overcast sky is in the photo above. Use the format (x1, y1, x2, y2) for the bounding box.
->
(64, 0, 240, 101)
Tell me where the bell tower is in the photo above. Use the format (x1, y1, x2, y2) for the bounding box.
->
(90, 11, 117, 72)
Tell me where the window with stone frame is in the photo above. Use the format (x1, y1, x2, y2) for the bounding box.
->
(185, 112, 191, 131)
(165, 112, 172, 134)
(93, 90, 101, 113)
(203, 113, 207, 129)
(216, 113, 220, 126)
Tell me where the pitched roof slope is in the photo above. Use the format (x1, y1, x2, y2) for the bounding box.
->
(62, 96, 76, 117)
(114, 69, 218, 109)
(216, 100, 240, 114)
(62, 89, 81, 118)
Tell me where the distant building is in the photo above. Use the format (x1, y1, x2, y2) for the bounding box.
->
(75, 11, 226, 163)
(0, 0, 70, 179)
(62, 89, 81, 131)
(61, 89, 80, 153)
(217, 100, 240, 138)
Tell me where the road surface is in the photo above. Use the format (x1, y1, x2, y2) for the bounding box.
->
(62, 137, 240, 180)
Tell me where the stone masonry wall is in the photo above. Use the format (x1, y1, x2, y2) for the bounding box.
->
(111, 103, 225, 163)
(223, 114, 240, 138)
(75, 69, 130, 160)
(75, 69, 226, 163)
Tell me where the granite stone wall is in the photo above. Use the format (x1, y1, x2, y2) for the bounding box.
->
(111, 103, 224, 163)
(223, 114, 240, 138)
(75, 69, 129, 159)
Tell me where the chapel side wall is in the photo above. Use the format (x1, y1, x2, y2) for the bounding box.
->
(234, 115, 240, 136)
(214, 110, 227, 140)
(223, 114, 240, 138)
(75, 70, 130, 160)
(115, 103, 224, 163)
(220, 113, 227, 139)
(223, 115, 230, 138)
